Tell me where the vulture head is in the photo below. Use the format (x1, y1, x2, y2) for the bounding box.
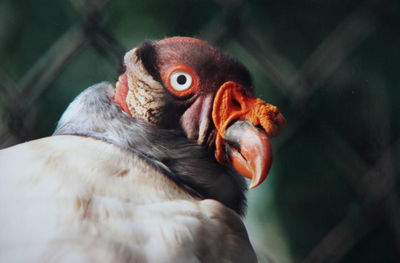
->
(55, 36, 285, 215)
(114, 37, 285, 189)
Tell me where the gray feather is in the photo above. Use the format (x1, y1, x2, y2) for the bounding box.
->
(54, 82, 247, 215)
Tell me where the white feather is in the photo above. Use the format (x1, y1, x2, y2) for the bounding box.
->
(0, 135, 256, 262)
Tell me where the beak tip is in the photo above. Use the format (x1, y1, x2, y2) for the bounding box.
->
(248, 160, 271, 189)
(248, 181, 258, 189)
(224, 121, 273, 189)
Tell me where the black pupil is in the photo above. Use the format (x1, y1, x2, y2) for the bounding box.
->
(177, 75, 187, 85)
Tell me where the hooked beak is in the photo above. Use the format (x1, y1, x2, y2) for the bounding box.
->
(224, 121, 272, 188)
(212, 81, 285, 188)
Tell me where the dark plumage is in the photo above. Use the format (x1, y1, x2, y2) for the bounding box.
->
(136, 41, 162, 83)
(54, 83, 247, 214)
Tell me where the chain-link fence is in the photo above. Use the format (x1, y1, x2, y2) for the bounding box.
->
(0, 0, 399, 262)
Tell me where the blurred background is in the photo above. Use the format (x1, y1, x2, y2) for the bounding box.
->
(0, 0, 399, 262)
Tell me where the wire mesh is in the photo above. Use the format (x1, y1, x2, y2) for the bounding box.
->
(0, 0, 398, 262)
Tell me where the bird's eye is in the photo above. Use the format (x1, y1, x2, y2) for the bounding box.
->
(170, 71, 192, 91)
(163, 65, 199, 97)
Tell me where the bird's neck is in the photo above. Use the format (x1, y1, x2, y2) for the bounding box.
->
(54, 83, 247, 215)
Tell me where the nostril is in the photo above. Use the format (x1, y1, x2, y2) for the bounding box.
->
(231, 98, 241, 110)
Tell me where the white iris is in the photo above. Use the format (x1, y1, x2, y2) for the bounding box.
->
(170, 71, 192, 91)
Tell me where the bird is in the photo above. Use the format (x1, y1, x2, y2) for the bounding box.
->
(0, 37, 285, 262)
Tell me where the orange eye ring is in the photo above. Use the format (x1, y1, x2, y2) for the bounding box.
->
(163, 64, 199, 98)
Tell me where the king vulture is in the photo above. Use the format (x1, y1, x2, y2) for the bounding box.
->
(0, 37, 285, 262)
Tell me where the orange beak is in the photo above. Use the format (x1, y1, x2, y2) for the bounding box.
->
(212, 81, 285, 188)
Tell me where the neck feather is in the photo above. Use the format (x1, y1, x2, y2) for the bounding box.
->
(53, 82, 247, 215)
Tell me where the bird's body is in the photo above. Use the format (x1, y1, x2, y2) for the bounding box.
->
(0, 37, 285, 262)
(0, 136, 254, 262)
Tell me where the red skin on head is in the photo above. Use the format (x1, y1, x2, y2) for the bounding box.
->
(114, 74, 132, 117)
(113, 37, 285, 188)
